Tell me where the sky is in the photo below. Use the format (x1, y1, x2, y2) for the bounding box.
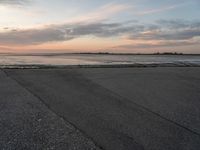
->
(0, 0, 200, 53)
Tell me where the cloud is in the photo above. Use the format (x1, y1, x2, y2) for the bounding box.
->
(68, 3, 131, 23)
(0, 27, 73, 45)
(129, 28, 200, 41)
(128, 20, 200, 41)
(0, 22, 147, 45)
(116, 19, 200, 49)
(0, 2, 132, 45)
(156, 19, 199, 29)
(116, 41, 199, 49)
(135, 1, 190, 16)
(0, 0, 31, 5)
(0, 23, 121, 45)
(0, 19, 200, 47)
(137, 5, 179, 15)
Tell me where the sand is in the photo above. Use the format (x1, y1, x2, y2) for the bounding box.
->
(0, 67, 200, 150)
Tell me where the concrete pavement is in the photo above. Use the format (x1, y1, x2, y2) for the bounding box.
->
(3, 67, 200, 150)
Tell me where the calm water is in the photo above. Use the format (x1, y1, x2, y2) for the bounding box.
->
(0, 54, 200, 66)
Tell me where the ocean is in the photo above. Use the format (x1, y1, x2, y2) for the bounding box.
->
(0, 53, 200, 67)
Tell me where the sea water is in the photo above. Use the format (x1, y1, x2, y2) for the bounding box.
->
(0, 53, 200, 67)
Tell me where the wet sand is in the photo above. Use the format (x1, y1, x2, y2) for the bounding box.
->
(1, 67, 200, 150)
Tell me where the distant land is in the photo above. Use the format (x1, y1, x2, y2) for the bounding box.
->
(74, 52, 186, 55)
(0, 52, 200, 56)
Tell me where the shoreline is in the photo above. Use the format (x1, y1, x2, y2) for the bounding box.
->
(1, 62, 200, 69)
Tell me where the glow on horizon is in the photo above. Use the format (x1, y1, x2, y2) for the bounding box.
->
(0, 0, 200, 53)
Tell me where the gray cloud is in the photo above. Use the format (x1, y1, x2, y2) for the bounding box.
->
(129, 28, 200, 41)
(0, 28, 73, 45)
(128, 19, 200, 41)
(0, 19, 200, 46)
(0, 22, 148, 45)
(116, 41, 199, 49)
(0, 23, 135, 45)
(156, 19, 190, 29)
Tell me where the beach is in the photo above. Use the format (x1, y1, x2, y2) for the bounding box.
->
(0, 66, 200, 150)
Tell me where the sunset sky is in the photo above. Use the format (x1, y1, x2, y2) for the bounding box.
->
(0, 0, 200, 53)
